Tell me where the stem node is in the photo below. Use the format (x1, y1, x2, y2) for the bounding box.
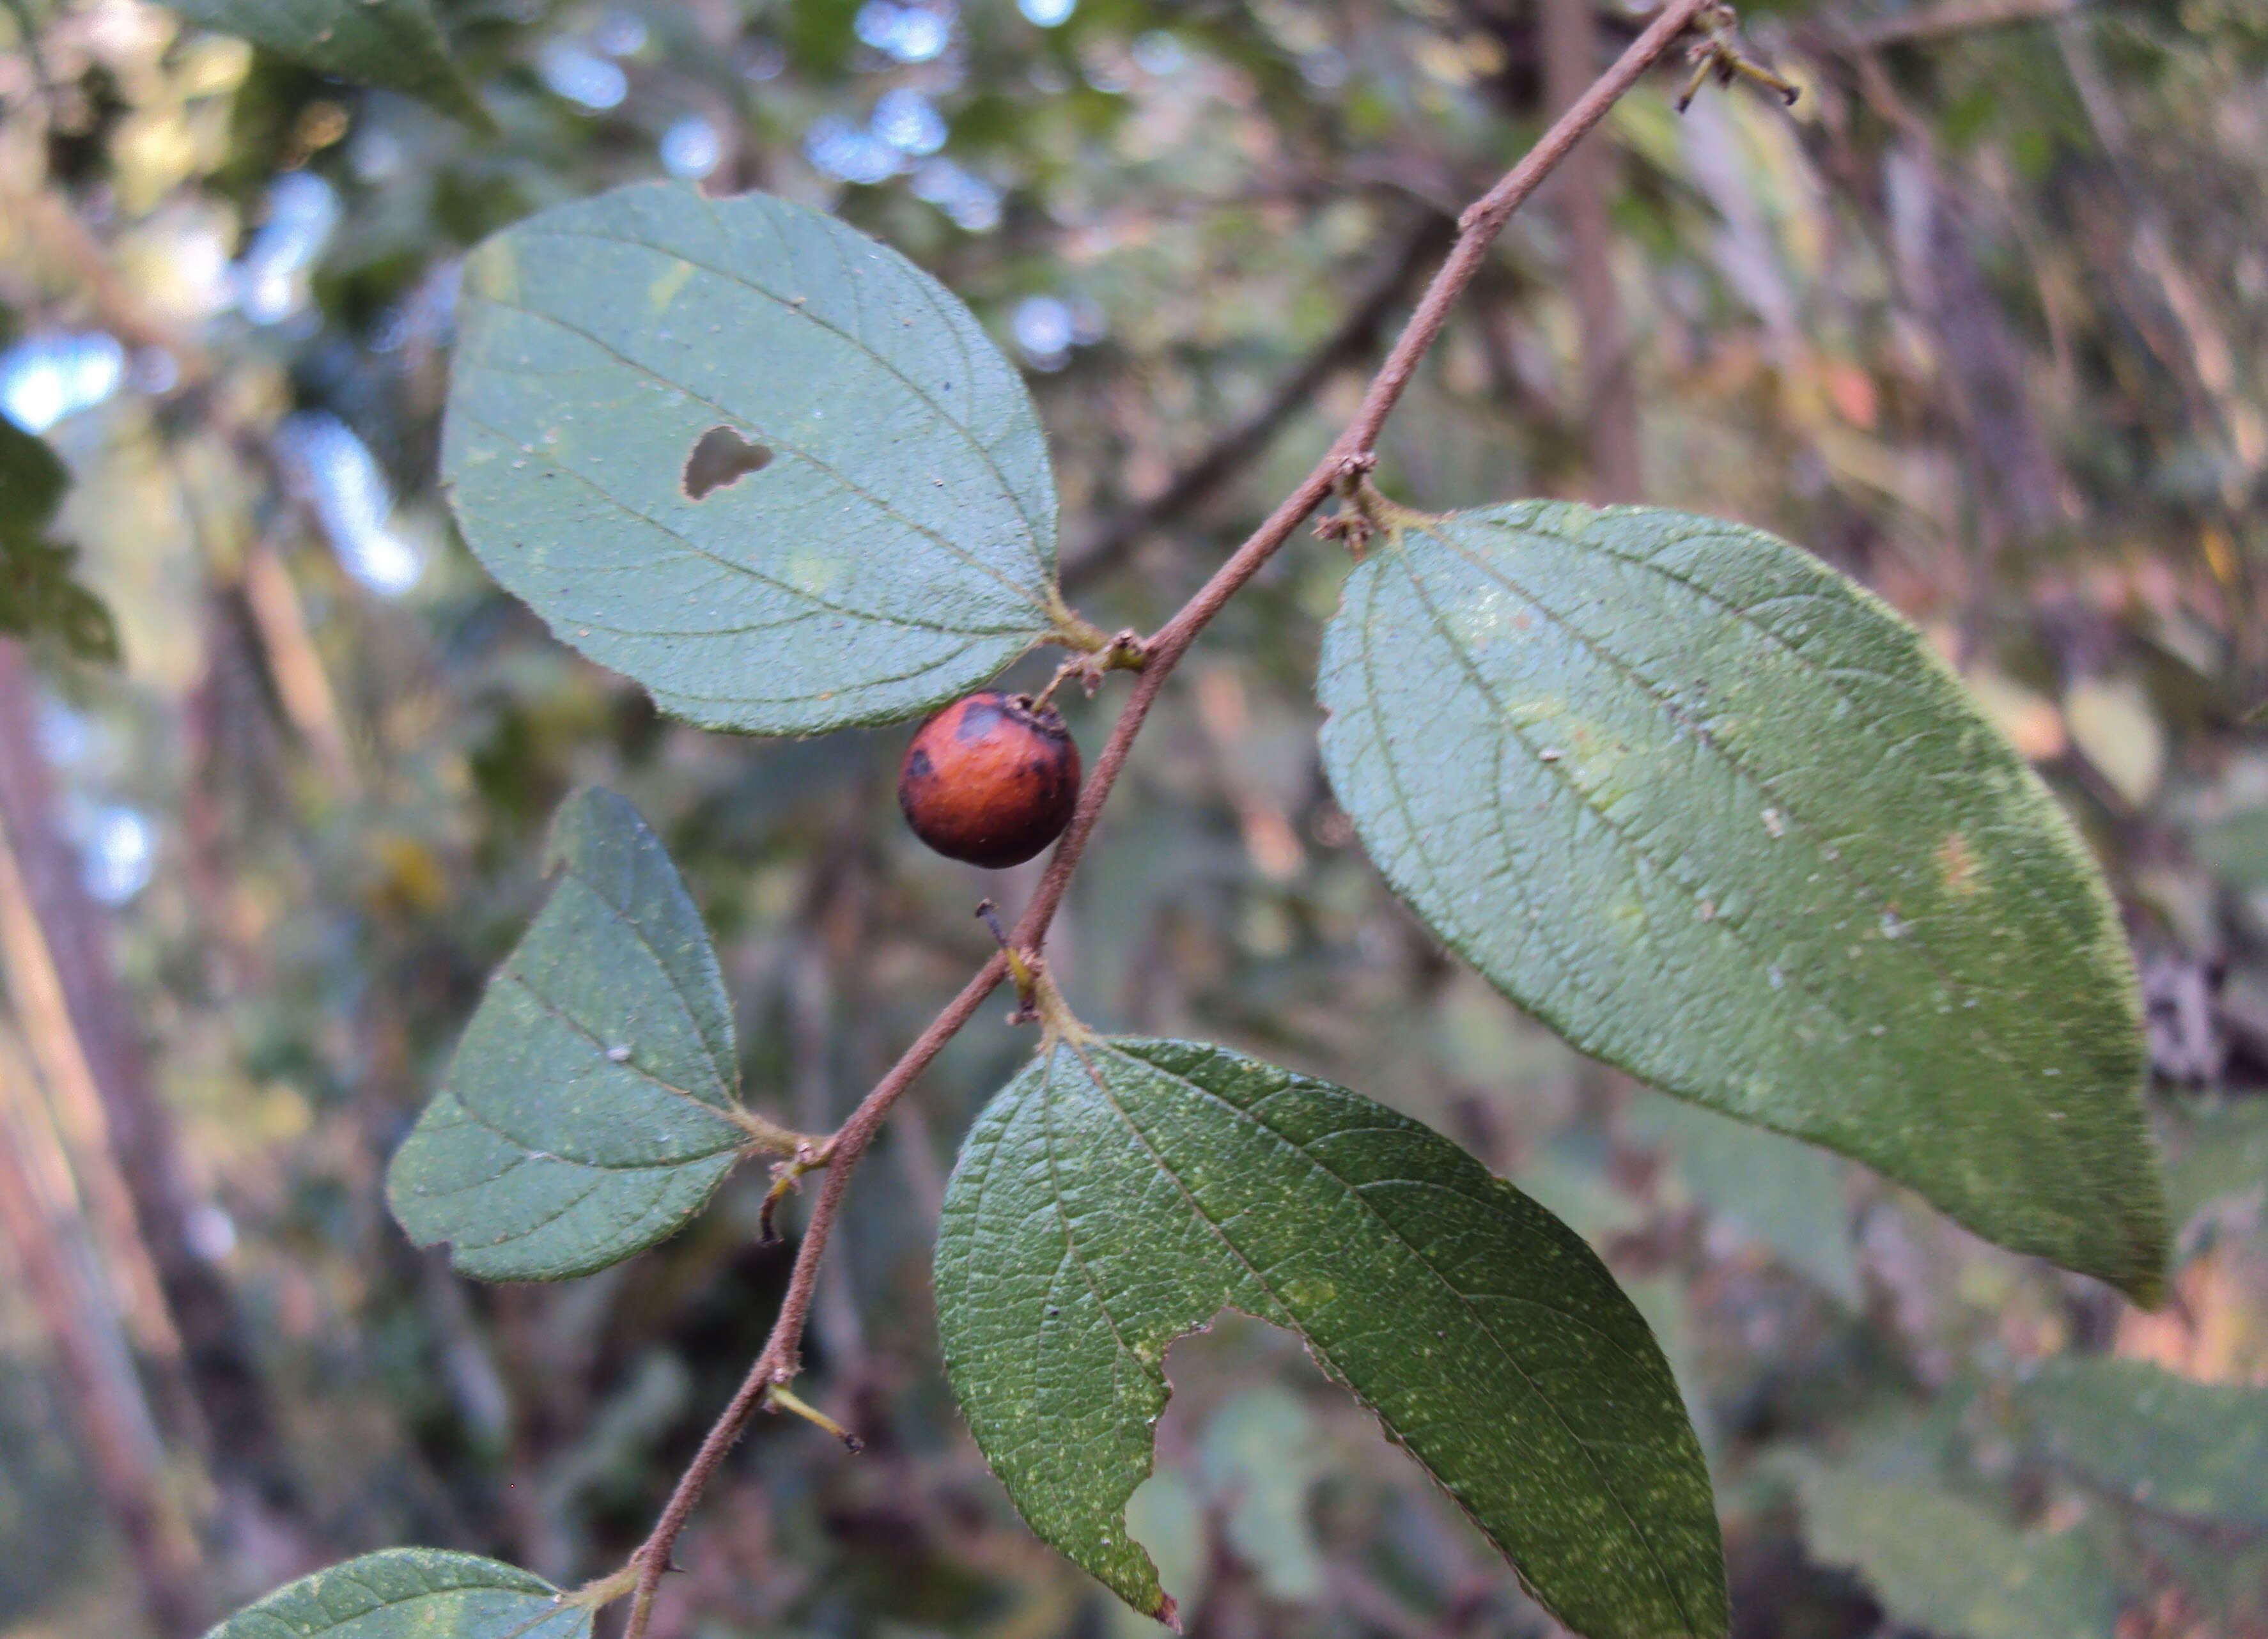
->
(1677, 4, 1800, 113)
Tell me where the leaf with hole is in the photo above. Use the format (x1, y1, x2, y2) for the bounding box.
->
(1317, 500, 2166, 1301)
(1796, 1464, 2119, 1639)
(2017, 1356, 2268, 1526)
(935, 1035, 1725, 1639)
(387, 788, 757, 1280)
(443, 182, 1074, 734)
(201, 1549, 586, 1639)
(161, 0, 491, 130)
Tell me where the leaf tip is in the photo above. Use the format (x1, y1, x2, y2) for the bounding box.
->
(2118, 1261, 2170, 1313)
(1153, 1592, 1180, 1631)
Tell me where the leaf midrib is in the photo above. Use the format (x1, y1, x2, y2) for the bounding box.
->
(1379, 543, 2015, 1171)
(554, 843, 736, 1085)
(1395, 527, 2135, 1208)
(453, 954, 742, 1165)
(1419, 527, 1987, 1040)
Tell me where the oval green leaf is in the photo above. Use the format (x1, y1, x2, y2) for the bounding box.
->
(935, 1035, 1725, 1639)
(202, 1549, 586, 1639)
(2017, 1356, 2268, 1526)
(442, 182, 1068, 734)
(387, 788, 751, 1280)
(1796, 1466, 2120, 1639)
(1317, 500, 2166, 1302)
(162, 0, 491, 130)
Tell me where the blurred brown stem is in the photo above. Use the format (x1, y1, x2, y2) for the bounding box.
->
(241, 540, 363, 801)
(0, 1031, 205, 1636)
(1837, 0, 2082, 49)
(0, 785, 198, 1421)
(1062, 212, 1456, 589)
(617, 4, 1715, 1631)
(0, 643, 302, 1530)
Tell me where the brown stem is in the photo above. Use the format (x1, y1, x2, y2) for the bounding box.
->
(621, 954, 1008, 1636)
(617, 4, 1712, 1629)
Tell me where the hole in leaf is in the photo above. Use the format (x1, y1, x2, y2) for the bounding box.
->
(681, 426, 773, 499)
(1132, 1312, 1344, 1617)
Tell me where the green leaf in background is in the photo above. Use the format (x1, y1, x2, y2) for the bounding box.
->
(0, 416, 117, 663)
(2190, 808, 2268, 893)
(202, 1549, 587, 1639)
(1197, 1387, 1325, 1603)
(1629, 1093, 1861, 1308)
(1317, 500, 2166, 1302)
(387, 788, 754, 1280)
(2017, 1356, 2268, 1526)
(1795, 1465, 2121, 1639)
(161, 0, 492, 130)
(2160, 1097, 2268, 1223)
(443, 182, 1072, 735)
(935, 1035, 1725, 1639)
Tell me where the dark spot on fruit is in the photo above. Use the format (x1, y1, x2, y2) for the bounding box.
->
(681, 426, 773, 499)
(899, 691, 1081, 869)
(951, 695, 1005, 743)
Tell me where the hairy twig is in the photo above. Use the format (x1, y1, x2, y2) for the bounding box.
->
(616, 3, 1714, 1629)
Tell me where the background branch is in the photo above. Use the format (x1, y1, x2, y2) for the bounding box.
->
(1835, 0, 2083, 49)
(1062, 212, 1456, 589)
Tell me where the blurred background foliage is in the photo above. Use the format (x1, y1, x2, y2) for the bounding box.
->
(0, 0, 2265, 1635)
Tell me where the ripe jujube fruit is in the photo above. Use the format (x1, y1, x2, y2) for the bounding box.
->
(898, 691, 1081, 868)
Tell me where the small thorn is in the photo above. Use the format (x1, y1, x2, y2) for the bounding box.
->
(765, 1381, 862, 1452)
(757, 1161, 807, 1245)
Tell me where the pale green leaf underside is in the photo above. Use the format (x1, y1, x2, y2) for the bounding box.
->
(935, 1036, 1725, 1639)
(201, 1548, 585, 1639)
(1797, 1466, 2119, 1639)
(1317, 501, 2166, 1301)
(2018, 1356, 2268, 1526)
(162, 0, 490, 128)
(387, 788, 746, 1280)
(442, 182, 1062, 734)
